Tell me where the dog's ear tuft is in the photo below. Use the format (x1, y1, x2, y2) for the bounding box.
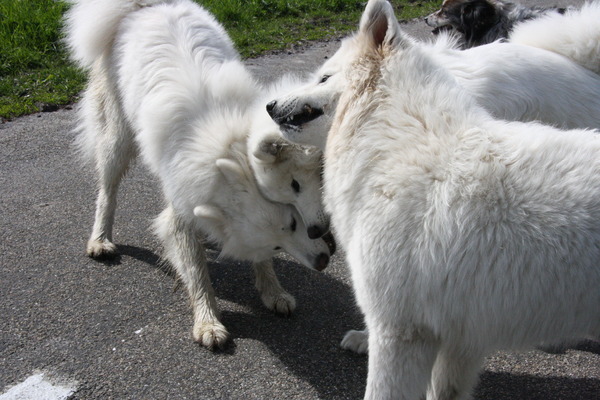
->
(253, 139, 289, 164)
(360, 0, 409, 51)
(216, 158, 246, 187)
(193, 204, 226, 240)
(193, 204, 224, 221)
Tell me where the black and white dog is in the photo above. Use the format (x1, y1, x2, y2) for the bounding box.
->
(425, 0, 566, 48)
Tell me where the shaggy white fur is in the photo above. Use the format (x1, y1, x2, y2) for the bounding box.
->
(324, 1, 600, 399)
(509, 2, 600, 75)
(65, 0, 332, 349)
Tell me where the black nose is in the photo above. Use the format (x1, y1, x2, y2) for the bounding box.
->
(266, 100, 277, 116)
(314, 253, 329, 271)
(307, 225, 326, 239)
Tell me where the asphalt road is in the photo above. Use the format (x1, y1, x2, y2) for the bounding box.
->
(1, 1, 598, 399)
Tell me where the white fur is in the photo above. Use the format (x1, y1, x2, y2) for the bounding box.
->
(325, 1, 600, 399)
(268, 3, 600, 151)
(509, 2, 600, 75)
(65, 0, 332, 349)
(248, 75, 330, 238)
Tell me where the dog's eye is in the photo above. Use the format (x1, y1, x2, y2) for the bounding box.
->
(291, 179, 300, 193)
(319, 75, 331, 84)
(273, 246, 282, 251)
(290, 217, 297, 232)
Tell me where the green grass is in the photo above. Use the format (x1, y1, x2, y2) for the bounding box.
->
(0, 0, 82, 119)
(0, 0, 437, 120)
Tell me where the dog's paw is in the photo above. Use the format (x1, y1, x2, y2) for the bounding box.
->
(341, 329, 369, 354)
(86, 238, 118, 258)
(193, 321, 230, 350)
(261, 291, 296, 316)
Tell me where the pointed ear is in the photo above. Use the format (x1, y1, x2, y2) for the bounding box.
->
(216, 158, 246, 187)
(193, 204, 224, 221)
(252, 138, 289, 164)
(359, 0, 409, 50)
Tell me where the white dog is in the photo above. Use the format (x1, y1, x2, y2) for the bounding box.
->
(509, 2, 600, 75)
(266, 2, 600, 151)
(248, 76, 330, 238)
(323, 0, 600, 398)
(65, 0, 333, 349)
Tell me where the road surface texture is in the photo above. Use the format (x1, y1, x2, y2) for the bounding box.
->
(1, 0, 598, 398)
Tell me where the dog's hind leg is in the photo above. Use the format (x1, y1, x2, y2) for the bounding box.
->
(84, 67, 136, 258)
(427, 346, 484, 400)
(155, 206, 229, 349)
(252, 259, 296, 316)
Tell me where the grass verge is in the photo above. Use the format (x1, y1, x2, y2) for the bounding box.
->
(0, 0, 437, 120)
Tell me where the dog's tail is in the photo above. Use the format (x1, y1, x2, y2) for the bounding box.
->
(64, 0, 174, 69)
(509, 2, 600, 75)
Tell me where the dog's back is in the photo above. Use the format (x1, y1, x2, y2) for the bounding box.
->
(510, 2, 600, 75)
(427, 38, 600, 131)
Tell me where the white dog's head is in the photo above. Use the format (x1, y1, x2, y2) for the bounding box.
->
(194, 158, 334, 271)
(265, 0, 410, 151)
(265, 41, 361, 151)
(249, 76, 330, 238)
(249, 131, 330, 238)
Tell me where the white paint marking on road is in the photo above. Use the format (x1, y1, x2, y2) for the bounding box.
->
(0, 372, 77, 400)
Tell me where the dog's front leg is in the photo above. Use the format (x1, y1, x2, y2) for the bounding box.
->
(427, 346, 483, 400)
(155, 206, 228, 349)
(365, 327, 439, 400)
(341, 328, 369, 354)
(252, 259, 296, 316)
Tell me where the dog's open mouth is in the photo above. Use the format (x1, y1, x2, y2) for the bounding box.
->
(279, 104, 324, 128)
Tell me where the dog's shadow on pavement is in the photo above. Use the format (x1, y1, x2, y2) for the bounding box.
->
(476, 372, 600, 400)
(93, 243, 599, 399)
(92, 244, 174, 277)
(207, 253, 369, 398)
(205, 253, 600, 399)
(572, 339, 600, 355)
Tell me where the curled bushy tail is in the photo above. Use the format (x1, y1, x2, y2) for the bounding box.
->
(509, 2, 600, 75)
(64, 0, 174, 68)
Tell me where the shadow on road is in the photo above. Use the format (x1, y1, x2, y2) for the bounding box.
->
(476, 371, 600, 400)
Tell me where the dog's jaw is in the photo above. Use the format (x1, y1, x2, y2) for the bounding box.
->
(266, 101, 328, 150)
(266, 101, 324, 129)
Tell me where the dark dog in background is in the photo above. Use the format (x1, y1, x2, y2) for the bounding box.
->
(425, 0, 567, 48)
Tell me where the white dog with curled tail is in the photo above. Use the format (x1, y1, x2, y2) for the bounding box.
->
(64, 0, 333, 350)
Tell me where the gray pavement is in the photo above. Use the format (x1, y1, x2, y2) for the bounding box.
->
(1, 1, 598, 399)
